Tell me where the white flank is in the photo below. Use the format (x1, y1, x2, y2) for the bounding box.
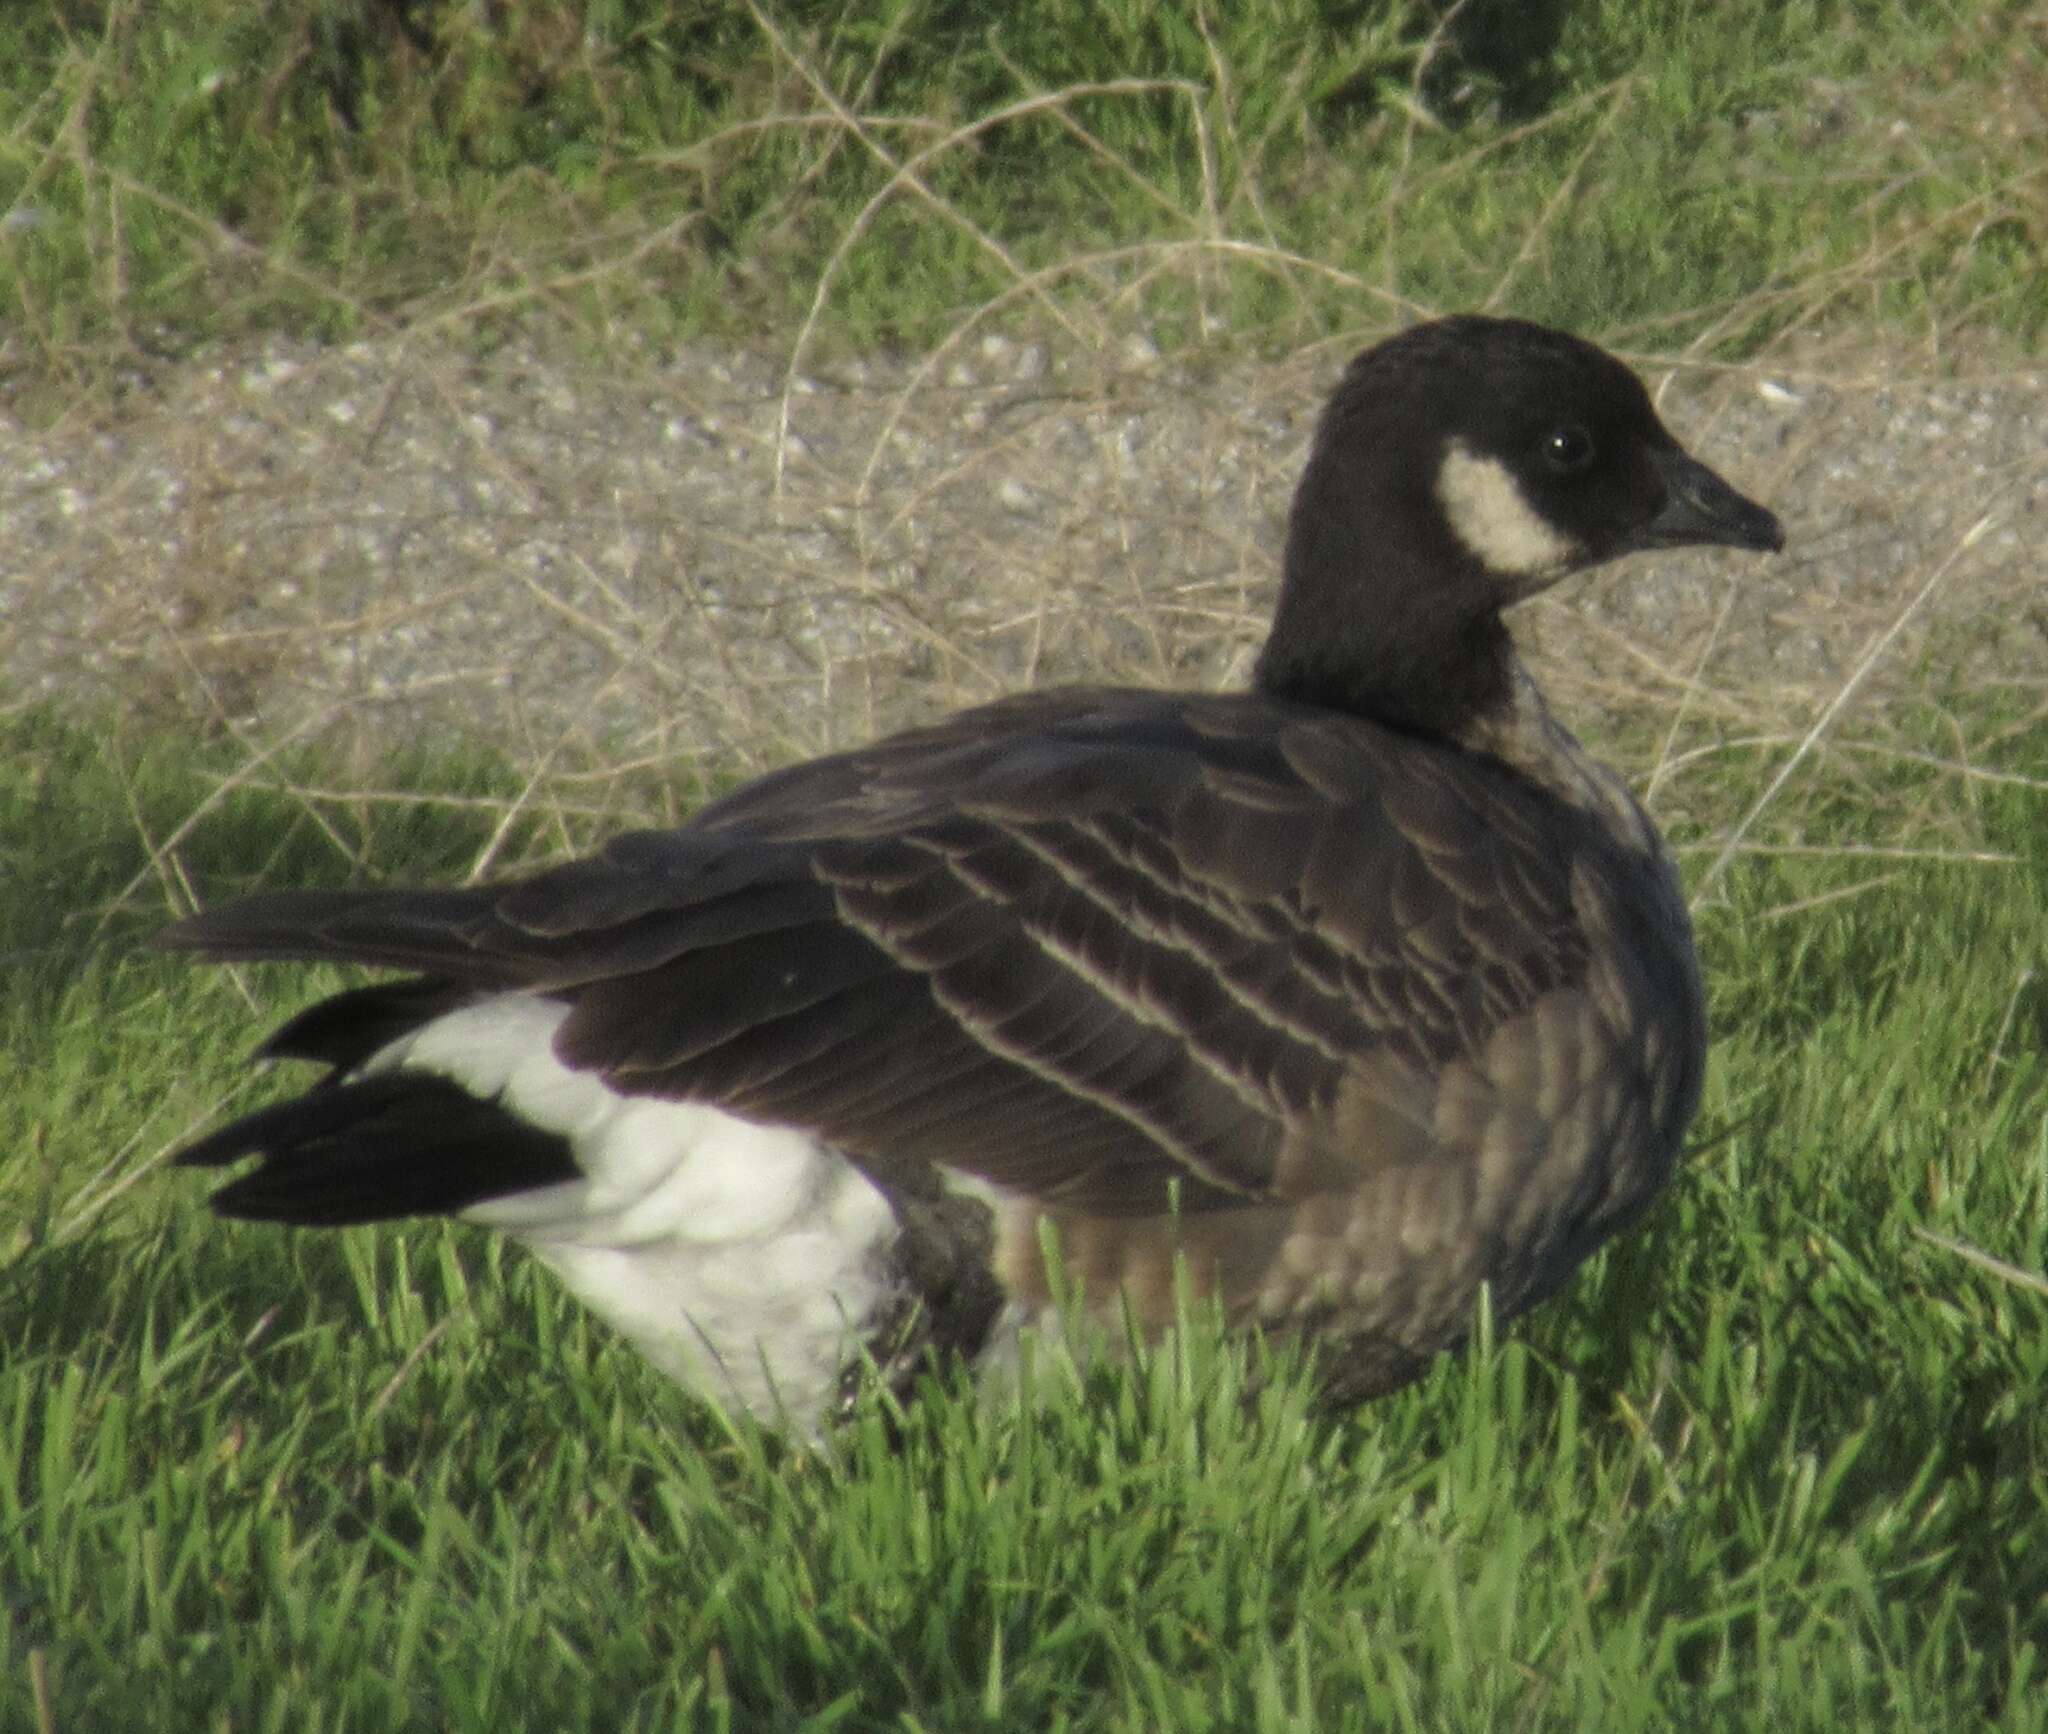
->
(1434, 440, 1580, 578)
(375, 994, 899, 1432)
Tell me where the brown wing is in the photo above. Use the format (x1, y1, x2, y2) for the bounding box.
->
(161, 687, 1602, 1218)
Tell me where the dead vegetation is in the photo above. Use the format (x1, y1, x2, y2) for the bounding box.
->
(6, 314, 2045, 902)
(4, 4, 2047, 908)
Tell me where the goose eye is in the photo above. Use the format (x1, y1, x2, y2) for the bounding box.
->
(1543, 424, 1595, 475)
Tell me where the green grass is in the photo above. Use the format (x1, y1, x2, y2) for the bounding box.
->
(6, 11, 2048, 1718)
(5, 708, 2047, 1730)
(4, 0, 2045, 384)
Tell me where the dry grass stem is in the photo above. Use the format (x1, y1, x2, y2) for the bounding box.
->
(1910, 1228, 2048, 1301)
(1691, 509, 2000, 908)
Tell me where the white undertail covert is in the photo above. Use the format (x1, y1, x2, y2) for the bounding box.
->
(377, 994, 902, 1431)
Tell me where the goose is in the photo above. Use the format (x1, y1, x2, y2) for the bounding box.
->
(160, 316, 1784, 1431)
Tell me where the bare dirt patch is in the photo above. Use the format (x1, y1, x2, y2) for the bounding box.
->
(5, 325, 2045, 850)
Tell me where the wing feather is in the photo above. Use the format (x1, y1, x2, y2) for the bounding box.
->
(161, 688, 1613, 1220)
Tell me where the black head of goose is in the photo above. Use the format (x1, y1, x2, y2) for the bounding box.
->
(160, 316, 1783, 1430)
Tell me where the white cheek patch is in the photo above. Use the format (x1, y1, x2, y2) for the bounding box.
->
(1434, 440, 1581, 578)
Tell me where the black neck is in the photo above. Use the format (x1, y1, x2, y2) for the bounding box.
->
(1252, 606, 1515, 740)
(1252, 444, 1516, 740)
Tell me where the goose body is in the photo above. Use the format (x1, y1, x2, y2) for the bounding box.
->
(163, 317, 1783, 1430)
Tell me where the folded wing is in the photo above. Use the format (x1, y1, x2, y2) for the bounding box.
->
(162, 688, 1594, 1218)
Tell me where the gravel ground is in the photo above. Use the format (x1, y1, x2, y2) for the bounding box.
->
(3, 325, 2044, 802)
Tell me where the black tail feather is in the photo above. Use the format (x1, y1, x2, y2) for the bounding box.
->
(179, 1072, 579, 1226)
(256, 978, 479, 1073)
